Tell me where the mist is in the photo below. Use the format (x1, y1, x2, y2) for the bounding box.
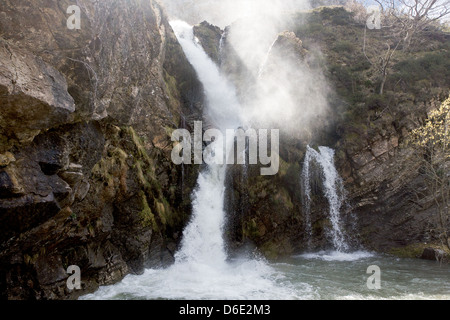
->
(161, 0, 331, 139)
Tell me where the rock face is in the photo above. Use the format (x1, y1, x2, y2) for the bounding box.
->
(0, 0, 203, 299)
(193, 21, 223, 64)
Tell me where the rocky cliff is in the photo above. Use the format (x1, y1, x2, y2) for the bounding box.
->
(0, 0, 203, 299)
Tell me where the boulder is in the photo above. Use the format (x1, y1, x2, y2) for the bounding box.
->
(0, 42, 75, 146)
(420, 247, 448, 262)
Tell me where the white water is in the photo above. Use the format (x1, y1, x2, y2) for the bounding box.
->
(169, 20, 240, 267)
(257, 37, 278, 78)
(170, 21, 241, 131)
(81, 251, 450, 300)
(302, 146, 349, 252)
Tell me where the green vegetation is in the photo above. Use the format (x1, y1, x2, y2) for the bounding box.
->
(291, 6, 450, 156)
(139, 191, 158, 230)
(91, 124, 178, 233)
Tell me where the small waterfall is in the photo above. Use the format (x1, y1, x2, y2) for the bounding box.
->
(301, 151, 313, 249)
(257, 37, 278, 78)
(301, 146, 349, 252)
(218, 28, 228, 63)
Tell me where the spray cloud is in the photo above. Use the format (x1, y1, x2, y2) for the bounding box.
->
(162, 0, 331, 140)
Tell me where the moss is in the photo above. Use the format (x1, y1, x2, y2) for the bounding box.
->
(243, 219, 261, 238)
(139, 191, 158, 231)
(193, 22, 221, 62)
(164, 126, 176, 139)
(155, 198, 175, 227)
(285, 162, 300, 180)
(273, 187, 294, 211)
(388, 245, 424, 258)
(23, 253, 39, 265)
(260, 241, 279, 260)
(91, 158, 115, 186)
(88, 224, 95, 237)
(135, 160, 148, 188)
(388, 243, 450, 258)
(112, 148, 128, 164)
(163, 71, 182, 121)
(313, 219, 331, 234)
(123, 126, 151, 163)
(278, 157, 290, 177)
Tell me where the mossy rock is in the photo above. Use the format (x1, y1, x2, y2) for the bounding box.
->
(388, 243, 434, 258)
(139, 191, 158, 231)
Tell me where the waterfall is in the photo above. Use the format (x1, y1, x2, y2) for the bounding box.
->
(169, 21, 241, 266)
(80, 19, 381, 302)
(301, 146, 349, 252)
(218, 28, 228, 63)
(301, 151, 313, 249)
(257, 37, 278, 78)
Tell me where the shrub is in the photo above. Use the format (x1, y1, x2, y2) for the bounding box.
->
(332, 40, 355, 54)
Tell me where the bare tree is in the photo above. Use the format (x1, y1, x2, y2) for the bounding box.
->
(357, 0, 449, 95)
(375, 0, 450, 48)
(363, 27, 401, 95)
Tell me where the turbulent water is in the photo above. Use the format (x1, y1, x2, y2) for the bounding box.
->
(81, 251, 450, 300)
(80, 21, 450, 301)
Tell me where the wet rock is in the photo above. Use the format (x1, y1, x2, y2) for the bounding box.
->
(59, 171, 84, 187)
(371, 139, 389, 158)
(0, 152, 15, 167)
(48, 175, 72, 208)
(0, 170, 24, 198)
(74, 180, 90, 202)
(34, 254, 67, 286)
(193, 21, 223, 64)
(0, 194, 61, 243)
(33, 132, 69, 176)
(352, 151, 375, 169)
(274, 31, 308, 61)
(420, 247, 447, 262)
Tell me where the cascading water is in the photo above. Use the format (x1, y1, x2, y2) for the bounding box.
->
(169, 20, 241, 268)
(257, 38, 278, 78)
(301, 146, 349, 252)
(218, 28, 228, 63)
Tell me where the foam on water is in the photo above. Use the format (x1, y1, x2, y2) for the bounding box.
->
(297, 250, 375, 262)
(81, 258, 310, 300)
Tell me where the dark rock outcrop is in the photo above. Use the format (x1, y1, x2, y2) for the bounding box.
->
(420, 247, 449, 263)
(193, 21, 223, 64)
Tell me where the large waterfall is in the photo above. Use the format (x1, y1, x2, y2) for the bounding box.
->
(301, 146, 349, 252)
(170, 20, 239, 268)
